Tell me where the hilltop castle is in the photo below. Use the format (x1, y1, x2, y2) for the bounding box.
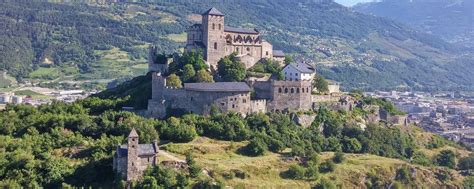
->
(147, 8, 321, 119)
(185, 7, 285, 69)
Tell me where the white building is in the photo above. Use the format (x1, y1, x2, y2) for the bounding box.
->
(282, 62, 315, 81)
(0, 92, 13, 104)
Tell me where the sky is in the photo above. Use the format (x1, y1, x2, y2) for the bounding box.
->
(334, 0, 375, 6)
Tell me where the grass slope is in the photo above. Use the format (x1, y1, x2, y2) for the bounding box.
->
(161, 136, 467, 188)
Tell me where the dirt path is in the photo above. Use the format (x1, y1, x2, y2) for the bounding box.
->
(158, 150, 185, 162)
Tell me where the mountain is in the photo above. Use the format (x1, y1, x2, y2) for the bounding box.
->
(354, 0, 474, 48)
(0, 0, 473, 91)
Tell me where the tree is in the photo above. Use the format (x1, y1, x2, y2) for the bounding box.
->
(319, 160, 336, 173)
(194, 69, 214, 83)
(181, 64, 196, 82)
(244, 137, 267, 156)
(166, 74, 182, 88)
(463, 176, 474, 189)
(395, 166, 412, 184)
(284, 55, 293, 65)
(434, 150, 456, 168)
(217, 54, 246, 82)
(313, 75, 329, 93)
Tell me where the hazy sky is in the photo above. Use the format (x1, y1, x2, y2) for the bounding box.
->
(335, 0, 375, 6)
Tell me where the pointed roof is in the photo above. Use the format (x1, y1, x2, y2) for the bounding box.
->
(128, 128, 138, 138)
(202, 7, 224, 16)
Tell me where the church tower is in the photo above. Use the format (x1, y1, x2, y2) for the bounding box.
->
(126, 128, 139, 181)
(202, 7, 226, 69)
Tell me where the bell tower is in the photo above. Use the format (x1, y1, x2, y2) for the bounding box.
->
(126, 128, 139, 181)
(202, 7, 226, 69)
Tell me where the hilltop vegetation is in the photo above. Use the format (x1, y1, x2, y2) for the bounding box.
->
(0, 0, 473, 91)
(1, 94, 474, 188)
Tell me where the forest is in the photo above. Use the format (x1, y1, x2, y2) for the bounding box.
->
(0, 0, 473, 91)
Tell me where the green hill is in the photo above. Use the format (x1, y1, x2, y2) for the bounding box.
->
(0, 0, 473, 91)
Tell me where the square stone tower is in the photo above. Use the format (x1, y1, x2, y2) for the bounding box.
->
(127, 128, 139, 181)
(202, 7, 226, 69)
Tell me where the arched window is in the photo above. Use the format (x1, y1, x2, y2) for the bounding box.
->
(297, 88, 300, 93)
(279, 88, 282, 93)
(212, 23, 215, 30)
(236, 47, 239, 53)
(301, 88, 305, 93)
(219, 24, 222, 30)
(285, 88, 288, 93)
(247, 47, 250, 52)
(214, 42, 218, 50)
(291, 88, 294, 93)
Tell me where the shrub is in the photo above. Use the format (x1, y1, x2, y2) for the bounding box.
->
(313, 178, 337, 189)
(411, 151, 431, 166)
(243, 137, 268, 156)
(319, 160, 336, 173)
(434, 150, 456, 169)
(459, 156, 474, 170)
(333, 151, 345, 164)
(463, 176, 474, 189)
(341, 137, 362, 153)
(285, 165, 306, 180)
(395, 166, 412, 184)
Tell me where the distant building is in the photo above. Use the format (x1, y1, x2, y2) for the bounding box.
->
(113, 128, 159, 181)
(0, 92, 12, 104)
(184, 7, 284, 69)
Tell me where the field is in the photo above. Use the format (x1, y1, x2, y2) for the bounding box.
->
(165, 33, 187, 43)
(29, 67, 60, 80)
(160, 136, 466, 188)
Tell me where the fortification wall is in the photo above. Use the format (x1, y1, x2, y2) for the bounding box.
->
(250, 99, 267, 113)
(267, 80, 312, 111)
(248, 80, 272, 99)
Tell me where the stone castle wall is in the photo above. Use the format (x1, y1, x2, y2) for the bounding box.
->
(250, 99, 267, 113)
(267, 80, 313, 111)
(203, 14, 226, 68)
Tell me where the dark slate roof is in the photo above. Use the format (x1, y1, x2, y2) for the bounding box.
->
(202, 7, 224, 16)
(184, 82, 251, 92)
(118, 144, 158, 157)
(273, 50, 285, 57)
(286, 62, 316, 74)
(224, 26, 259, 35)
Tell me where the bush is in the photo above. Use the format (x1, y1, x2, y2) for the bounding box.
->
(313, 178, 337, 189)
(459, 156, 474, 170)
(243, 137, 268, 156)
(434, 150, 456, 169)
(186, 153, 201, 178)
(411, 151, 431, 166)
(285, 165, 306, 180)
(395, 166, 412, 184)
(333, 151, 345, 164)
(319, 160, 336, 173)
(342, 137, 362, 153)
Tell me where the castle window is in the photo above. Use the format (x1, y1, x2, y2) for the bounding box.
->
(307, 88, 309, 93)
(266, 51, 269, 56)
(219, 24, 221, 30)
(285, 88, 288, 93)
(132, 145, 135, 148)
(279, 88, 282, 93)
(212, 23, 215, 30)
(291, 88, 294, 93)
(190, 97, 193, 101)
(236, 47, 239, 52)
(295, 73, 298, 76)
(297, 88, 300, 93)
(243, 99, 247, 103)
(132, 138, 135, 142)
(232, 104, 235, 108)
(221, 102, 225, 106)
(247, 47, 250, 51)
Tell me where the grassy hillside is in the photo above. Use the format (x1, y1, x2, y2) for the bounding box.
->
(161, 135, 467, 188)
(0, 0, 473, 91)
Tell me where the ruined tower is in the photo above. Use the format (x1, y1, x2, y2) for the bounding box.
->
(127, 128, 139, 181)
(202, 7, 226, 69)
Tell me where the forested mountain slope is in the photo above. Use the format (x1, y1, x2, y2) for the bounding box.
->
(354, 0, 474, 48)
(0, 0, 472, 90)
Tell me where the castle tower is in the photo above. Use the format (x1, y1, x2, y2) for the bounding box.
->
(152, 72, 166, 100)
(202, 7, 226, 69)
(126, 128, 139, 181)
